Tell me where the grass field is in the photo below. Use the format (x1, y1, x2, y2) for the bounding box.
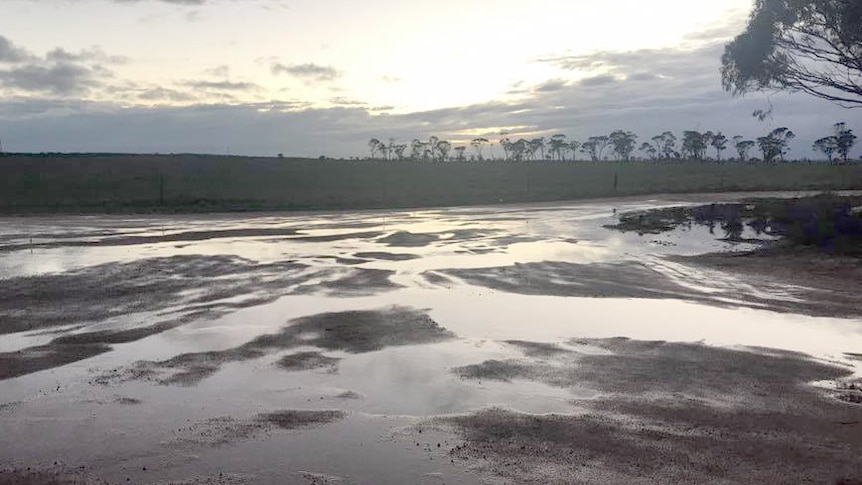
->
(2, 154, 861, 213)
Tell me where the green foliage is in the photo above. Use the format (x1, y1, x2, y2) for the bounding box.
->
(733, 136, 756, 162)
(834, 122, 858, 162)
(757, 127, 795, 162)
(721, 0, 862, 106)
(709, 132, 729, 161)
(609, 130, 638, 161)
(682, 131, 708, 160)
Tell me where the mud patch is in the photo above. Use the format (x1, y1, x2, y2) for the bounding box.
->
(147, 473, 255, 485)
(334, 257, 369, 265)
(0, 343, 111, 381)
(454, 360, 539, 383)
(334, 391, 362, 400)
(296, 471, 345, 484)
(104, 306, 455, 386)
(674, 248, 862, 318)
(294, 268, 401, 297)
(457, 337, 850, 400)
(353, 252, 421, 261)
(0, 255, 307, 335)
(443, 338, 862, 484)
(0, 227, 302, 253)
(444, 261, 713, 301)
(444, 259, 862, 318)
(175, 410, 346, 448)
(259, 410, 347, 430)
(1, 255, 403, 380)
(504, 340, 572, 358)
(276, 351, 341, 372)
(289, 231, 384, 243)
(0, 466, 107, 485)
(378, 231, 439, 248)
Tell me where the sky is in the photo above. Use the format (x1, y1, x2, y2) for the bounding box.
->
(0, 0, 860, 159)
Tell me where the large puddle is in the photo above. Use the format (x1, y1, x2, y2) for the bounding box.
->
(1, 192, 861, 484)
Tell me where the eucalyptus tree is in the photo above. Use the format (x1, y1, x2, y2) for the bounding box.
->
(499, 137, 512, 161)
(813, 136, 839, 163)
(834, 122, 857, 162)
(471, 138, 489, 160)
(580, 139, 598, 161)
(548, 134, 567, 161)
(410, 139, 423, 160)
(651, 131, 677, 160)
(387, 138, 398, 161)
(682, 131, 708, 160)
(528, 137, 546, 161)
(757, 127, 795, 162)
(581, 135, 610, 161)
(512, 139, 529, 161)
(710, 132, 729, 161)
(609, 130, 638, 161)
(640, 142, 658, 160)
(428, 136, 440, 159)
(436, 140, 452, 161)
(567, 140, 581, 161)
(393, 143, 407, 160)
(721, 0, 862, 107)
(368, 138, 382, 159)
(733, 135, 756, 162)
(454, 146, 467, 162)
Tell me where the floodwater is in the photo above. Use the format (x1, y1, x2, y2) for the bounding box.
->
(1, 192, 861, 484)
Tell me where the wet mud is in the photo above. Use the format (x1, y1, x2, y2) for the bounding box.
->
(3, 194, 862, 484)
(276, 351, 341, 372)
(0, 228, 302, 253)
(352, 252, 420, 261)
(0, 255, 306, 334)
(174, 410, 347, 449)
(444, 259, 862, 319)
(100, 306, 454, 386)
(0, 256, 400, 380)
(673, 248, 862, 319)
(377, 231, 440, 247)
(443, 338, 862, 484)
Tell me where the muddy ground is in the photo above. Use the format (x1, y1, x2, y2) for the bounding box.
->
(1, 192, 861, 484)
(441, 338, 862, 484)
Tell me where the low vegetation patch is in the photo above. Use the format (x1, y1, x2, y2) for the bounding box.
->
(607, 194, 862, 254)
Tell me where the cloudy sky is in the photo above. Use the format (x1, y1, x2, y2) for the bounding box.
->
(1, 0, 860, 158)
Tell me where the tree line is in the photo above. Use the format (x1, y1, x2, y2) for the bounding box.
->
(366, 123, 857, 164)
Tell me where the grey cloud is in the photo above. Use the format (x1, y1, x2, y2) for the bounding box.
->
(45, 47, 127, 64)
(272, 62, 341, 82)
(533, 79, 568, 92)
(626, 72, 660, 82)
(185, 80, 259, 91)
(578, 74, 618, 87)
(136, 87, 198, 102)
(0, 36, 34, 63)
(328, 97, 366, 106)
(0, 37, 121, 95)
(542, 44, 725, 81)
(682, 10, 749, 44)
(204, 65, 230, 77)
(0, 62, 103, 95)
